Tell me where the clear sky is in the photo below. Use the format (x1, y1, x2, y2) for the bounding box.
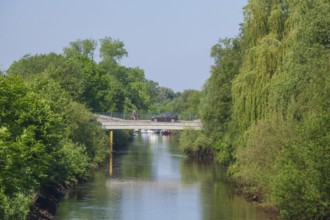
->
(0, 0, 247, 92)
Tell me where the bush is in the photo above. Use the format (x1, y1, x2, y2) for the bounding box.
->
(180, 129, 214, 160)
(271, 143, 327, 219)
(232, 117, 294, 196)
(55, 141, 90, 183)
(0, 192, 30, 220)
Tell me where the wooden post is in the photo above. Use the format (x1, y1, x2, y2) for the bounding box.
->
(109, 130, 113, 152)
(109, 130, 113, 176)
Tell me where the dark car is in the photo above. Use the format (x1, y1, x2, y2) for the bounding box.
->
(151, 112, 178, 122)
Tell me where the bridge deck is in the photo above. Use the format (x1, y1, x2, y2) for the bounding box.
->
(97, 115, 202, 130)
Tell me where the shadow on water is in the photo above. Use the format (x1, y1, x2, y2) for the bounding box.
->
(55, 133, 279, 220)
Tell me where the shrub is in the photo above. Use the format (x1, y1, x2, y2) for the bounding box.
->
(180, 129, 214, 160)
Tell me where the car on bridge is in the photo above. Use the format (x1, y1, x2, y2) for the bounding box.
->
(151, 112, 178, 122)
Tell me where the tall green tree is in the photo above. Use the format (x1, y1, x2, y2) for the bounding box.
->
(181, 0, 329, 219)
(0, 76, 68, 218)
(98, 60, 152, 112)
(62, 37, 153, 113)
(99, 37, 128, 63)
(230, 0, 330, 218)
(1, 35, 157, 219)
(7, 53, 86, 102)
(197, 38, 242, 164)
(63, 39, 97, 60)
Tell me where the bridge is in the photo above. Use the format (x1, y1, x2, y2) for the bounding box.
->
(96, 114, 202, 130)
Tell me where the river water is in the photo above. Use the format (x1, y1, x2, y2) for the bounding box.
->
(55, 132, 278, 220)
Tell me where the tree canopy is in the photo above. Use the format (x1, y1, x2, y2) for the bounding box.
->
(0, 36, 158, 219)
(182, 0, 330, 219)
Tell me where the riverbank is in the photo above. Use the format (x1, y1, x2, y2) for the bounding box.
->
(27, 183, 68, 220)
(230, 180, 280, 219)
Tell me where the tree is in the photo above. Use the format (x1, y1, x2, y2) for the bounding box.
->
(99, 37, 128, 63)
(199, 38, 241, 164)
(98, 60, 153, 113)
(229, 0, 330, 218)
(162, 90, 201, 117)
(63, 39, 97, 60)
(147, 83, 176, 112)
(1, 35, 155, 218)
(0, 76, 67, 218)
(7, 53, 86, 102)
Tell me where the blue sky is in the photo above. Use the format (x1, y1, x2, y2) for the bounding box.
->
(0, 0, 247, 92)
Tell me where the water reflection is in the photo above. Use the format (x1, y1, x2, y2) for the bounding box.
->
(55, 133, 278, 220)
(109, 152, 113, 176)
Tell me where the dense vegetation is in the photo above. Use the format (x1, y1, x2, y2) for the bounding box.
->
(0, 35, 202, 218)
(1, 0, 329, 219)
(0, 37, 187, 219)
(181, 0, 329, 219)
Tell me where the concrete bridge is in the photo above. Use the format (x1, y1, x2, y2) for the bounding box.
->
(96, 114, 202, 130)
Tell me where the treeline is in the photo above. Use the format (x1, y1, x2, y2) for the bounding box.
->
(0, 36, 195, 219)
(157, 89, 201, 117)
(181, 0, 329, 219)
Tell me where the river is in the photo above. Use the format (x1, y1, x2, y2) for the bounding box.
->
(55, 132, 278, 220)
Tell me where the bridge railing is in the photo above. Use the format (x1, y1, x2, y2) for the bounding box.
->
(98, 112, 199, 121)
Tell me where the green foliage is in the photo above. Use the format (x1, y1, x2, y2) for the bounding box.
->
(161, 90, 201, 116)
(1, 35, 154, 218)
(7, 53, 86, 102)
(204, 38, 241, 133)
(63, 39, 97, 60)
(200, 0, 329, 219)
(0, 192, 30, 220)
(230, 0, 329, 219)
(99, 37, 128, 63)
(0, 76, 67, 217)
(57, 141, 90, 183)
(95, 60, 151, 112)
(198, 38, 241, 162)
(231, 117, 294, 198)
(124, 67, 153, 111)
(64, 101, 108, 165)
(79, 58, 116, 112)
(180, 129, 213, 159)
(0, 77, 65, 191)
(148, 83, 177, 112)
(62, 39, 153, 113)
(0, 47, 108, 218)
(271, 141, 329, 219)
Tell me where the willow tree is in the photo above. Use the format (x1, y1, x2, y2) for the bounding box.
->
(231, 0, 290, 192)
(230, 0, 330, 218)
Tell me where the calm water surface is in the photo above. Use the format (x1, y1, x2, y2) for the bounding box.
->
(55, 133, 278, 220)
